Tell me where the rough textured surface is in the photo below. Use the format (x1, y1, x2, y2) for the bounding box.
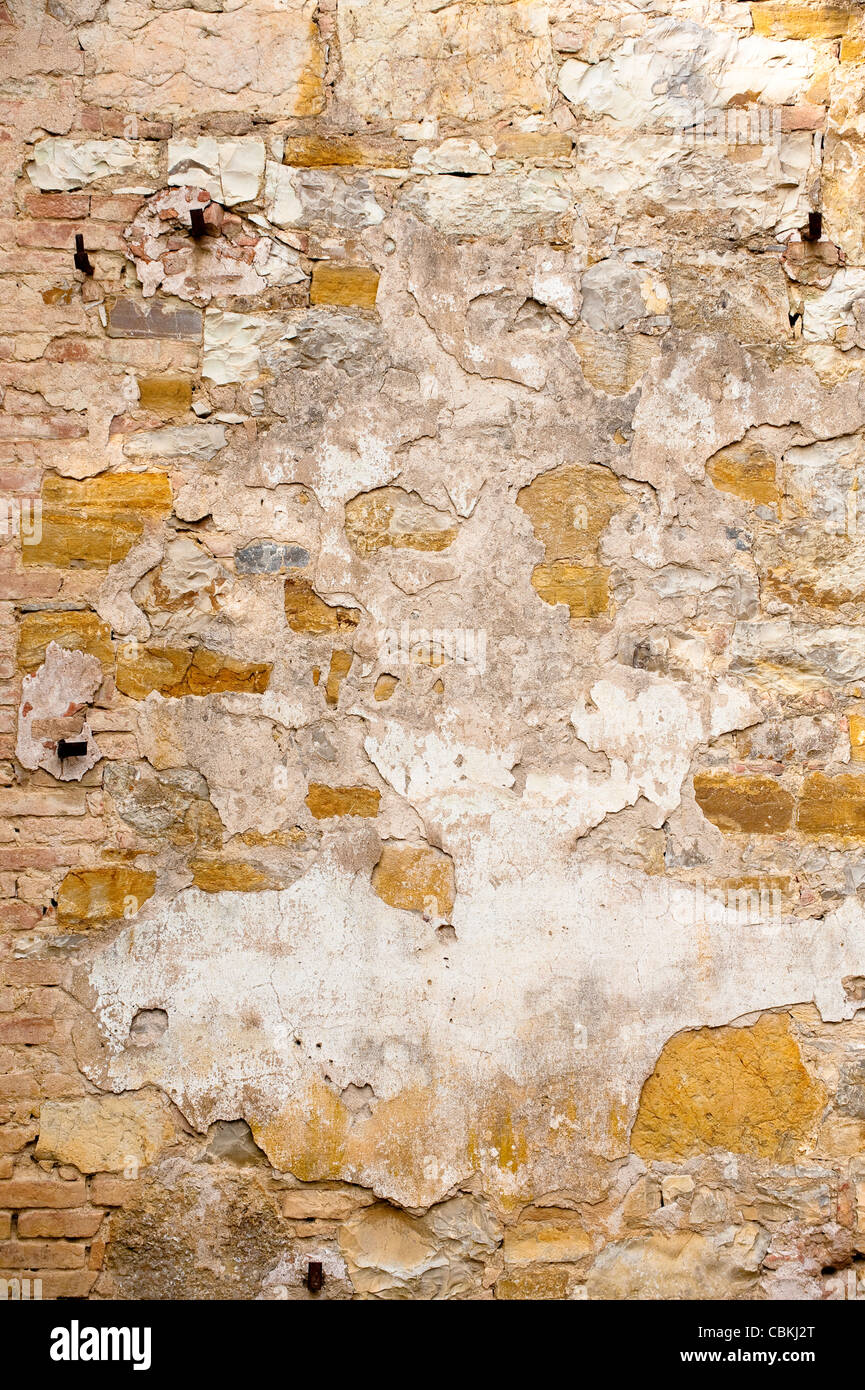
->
(4, 0, 865, 1304)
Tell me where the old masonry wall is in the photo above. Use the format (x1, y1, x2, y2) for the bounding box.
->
(4, 0, 865, 1300)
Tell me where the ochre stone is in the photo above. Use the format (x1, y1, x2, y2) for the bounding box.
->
(35, 1093, 177, 1173)
(751, 4, 855, 39)
(569, 326, 661, 395)
(189, 859, 281, 892)
(706, 442, 779, 505)
(56, 867, 156, 927)
(240, 827, 306, 848)
(528, 561, 612, 620)
(373, 674, 398, 701)
(25, 473, 173, 569)
(494, 131, 573, 159)
(325, 649, 352, 707)
(282, 136, 410, 168)
(345, 486, 458, 555)
(517, 463, 626, 620)
(17, 610, 114, 673)
(631, 1013, 826, 1161)
(306, 784, 381, 819)
(168, 801, 225, 851)
(282, 1187, 375, 1219)
(309, 264, 379, 309)
(517, 462, 626, 562)
(693, 771, 794, 833)
(284, 577, 361, 634)
(849, 715, 865, 762)
(798, 772, 865, 837)
(502, 1211, 594, 1266)
(372, 842, 456, 919)
(136, 376, 193, 417)
(495, 1267, 572, 1299)
(115, 645, 271, 699)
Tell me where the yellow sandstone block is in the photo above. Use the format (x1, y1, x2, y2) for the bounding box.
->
(517, 463, 626, 620)
(372, 842, 456, 919)
(310, 264, 379, 309)
(706, 442, 779, 505)
(751, 4, 856, 40)
(345, 486, 458, 555)
(115, 645, 271, 699)
(798, 772, 865, 837)
(282, 136, 410, 168)
(305, 784, 381, 819)
(25, 472, 172, 569)
(284, 577, 361, 634)
(849, 715, 865, 762)
(56, 866, 156, 927)
(693, 771, 794, 833)
(189, 859, 281, 892)
(631, 1013, 826, 1161)
(17, 610, 113, 673)
(136, 376, 193, 417)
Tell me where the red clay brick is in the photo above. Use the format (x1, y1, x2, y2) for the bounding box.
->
(23, 193, 90, 219)
(0, 1267, 96, 1297)
(13, 220, 125, 252)
(0, 1073, 38, 1099)
(79, 107, 171, 139)
(87, 1236, 106, 1270)
(0, 1239, 85, 1268)
(0, 415, 87, 441)
(0, 467, 42, 490)
(0, 961, 64, 987)
(0, 1179, 86, 1207)
(88, 1176, 139, 1207)
(0, 1018, 54, 1044)
(0, 575, 65, 604)
(0, 1124, 37, 1155)
(0, 850, 63, 870)
(89, 194, 146, 221)
(18, 1208, 104, 1238)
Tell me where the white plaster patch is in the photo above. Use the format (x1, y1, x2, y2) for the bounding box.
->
(27, 138, 159, 191)
(802, 268, 865, 345)
(558, 21, 813, 127)
(167, 138, 266, 206)
(16, 643, 102, 781)
(83, 854, 865, 1208)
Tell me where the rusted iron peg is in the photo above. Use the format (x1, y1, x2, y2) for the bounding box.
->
(189, 206, 208, 238)
(73, 233, 93, 275)
(803, 211, 822, 242)
(57, 738, 88, 759)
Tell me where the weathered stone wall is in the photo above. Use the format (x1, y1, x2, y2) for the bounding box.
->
(3, 0, 865, 1300)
